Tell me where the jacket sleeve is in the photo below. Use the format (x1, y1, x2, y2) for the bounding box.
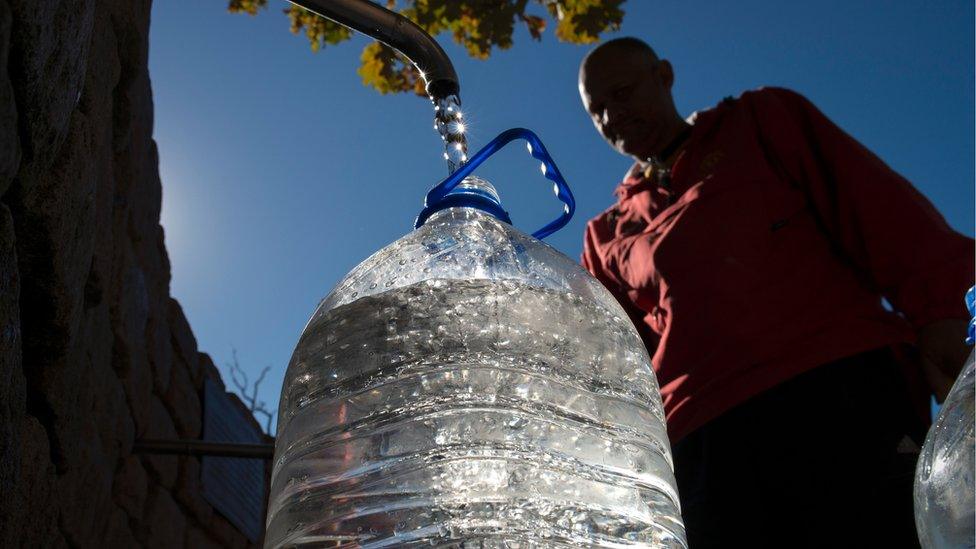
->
(582, 219, 661, 354)
(751, 87, 974, 328)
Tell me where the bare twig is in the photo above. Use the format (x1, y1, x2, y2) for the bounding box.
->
(226, 348, 276, 435)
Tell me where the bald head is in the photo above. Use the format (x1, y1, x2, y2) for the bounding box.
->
(580, 37, 659, 78)
(578, 37, 686, 162)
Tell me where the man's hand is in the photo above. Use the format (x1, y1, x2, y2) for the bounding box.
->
(916, 319, 971, 402)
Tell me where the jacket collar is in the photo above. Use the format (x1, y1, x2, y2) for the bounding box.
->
(612, 107, 718, 203)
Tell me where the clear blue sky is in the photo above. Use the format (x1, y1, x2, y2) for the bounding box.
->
(150, 1, 974, 431)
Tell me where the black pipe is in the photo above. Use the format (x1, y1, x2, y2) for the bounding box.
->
(288, 0, 460, 100)
(133, 438, 274, 459)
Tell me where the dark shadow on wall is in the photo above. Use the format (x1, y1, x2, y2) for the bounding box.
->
(0, 1, 269, 546)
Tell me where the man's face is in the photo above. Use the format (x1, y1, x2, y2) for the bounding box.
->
(579, 51, 677, 160)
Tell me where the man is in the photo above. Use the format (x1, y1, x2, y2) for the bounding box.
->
(577, 37, 973, 547)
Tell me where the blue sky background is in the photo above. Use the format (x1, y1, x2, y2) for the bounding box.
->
(150, 0, 974, 431)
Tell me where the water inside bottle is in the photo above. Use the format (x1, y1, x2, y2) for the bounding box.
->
(914, 350, 975, 548)
(266, 278, 684, 548)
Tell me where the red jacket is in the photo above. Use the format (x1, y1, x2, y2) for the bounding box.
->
(582, 87, 974, 442)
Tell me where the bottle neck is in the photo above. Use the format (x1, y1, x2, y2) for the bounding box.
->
(415, 176, 512, 228)
(423, 200, 511, 226)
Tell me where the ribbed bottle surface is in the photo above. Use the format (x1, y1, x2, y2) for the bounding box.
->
(265, 207, 685, 548)
(914, 349, 975, 548)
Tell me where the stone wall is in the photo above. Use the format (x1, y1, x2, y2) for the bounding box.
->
(0, 1, 268, 547)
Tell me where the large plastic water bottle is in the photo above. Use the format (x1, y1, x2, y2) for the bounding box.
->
(913, 287, 976, 549)
(265, 130, 686, 548)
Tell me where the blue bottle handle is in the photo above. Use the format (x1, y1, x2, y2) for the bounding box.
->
(965, 286, 974, 345)
(417, 128, 576, 240)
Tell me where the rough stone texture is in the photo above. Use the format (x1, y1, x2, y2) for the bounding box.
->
(0, 0, 19, 194)
(139, 486, 188, 549)
(114, 454, 149, 520)
(0, 204, 25, 547)
(7, 0, 94, 181)
(0, 0, 268, 546)
(176, 456, 214, 526)
(209, 513, 251, 549)
(103, 506, 142, 548)
(8, 416, 62, 547)
(165, 358, 202, 439)
(186, 526, 226, 549)
(142, 396, 179, 489)
(168, 299, 201, 386)
(200, 351, 225, 391)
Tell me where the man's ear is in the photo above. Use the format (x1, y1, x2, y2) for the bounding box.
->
(657, 60, 675, 90)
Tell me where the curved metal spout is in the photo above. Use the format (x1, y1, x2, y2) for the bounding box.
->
(288, 0, 460, 99)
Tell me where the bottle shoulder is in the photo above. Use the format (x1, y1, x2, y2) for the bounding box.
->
(311, 210, 629, 327)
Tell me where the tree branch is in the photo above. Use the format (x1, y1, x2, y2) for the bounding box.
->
(226, 348, 276, 435)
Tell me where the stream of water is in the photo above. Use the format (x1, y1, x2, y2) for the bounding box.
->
(434, 94, 468, 173)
